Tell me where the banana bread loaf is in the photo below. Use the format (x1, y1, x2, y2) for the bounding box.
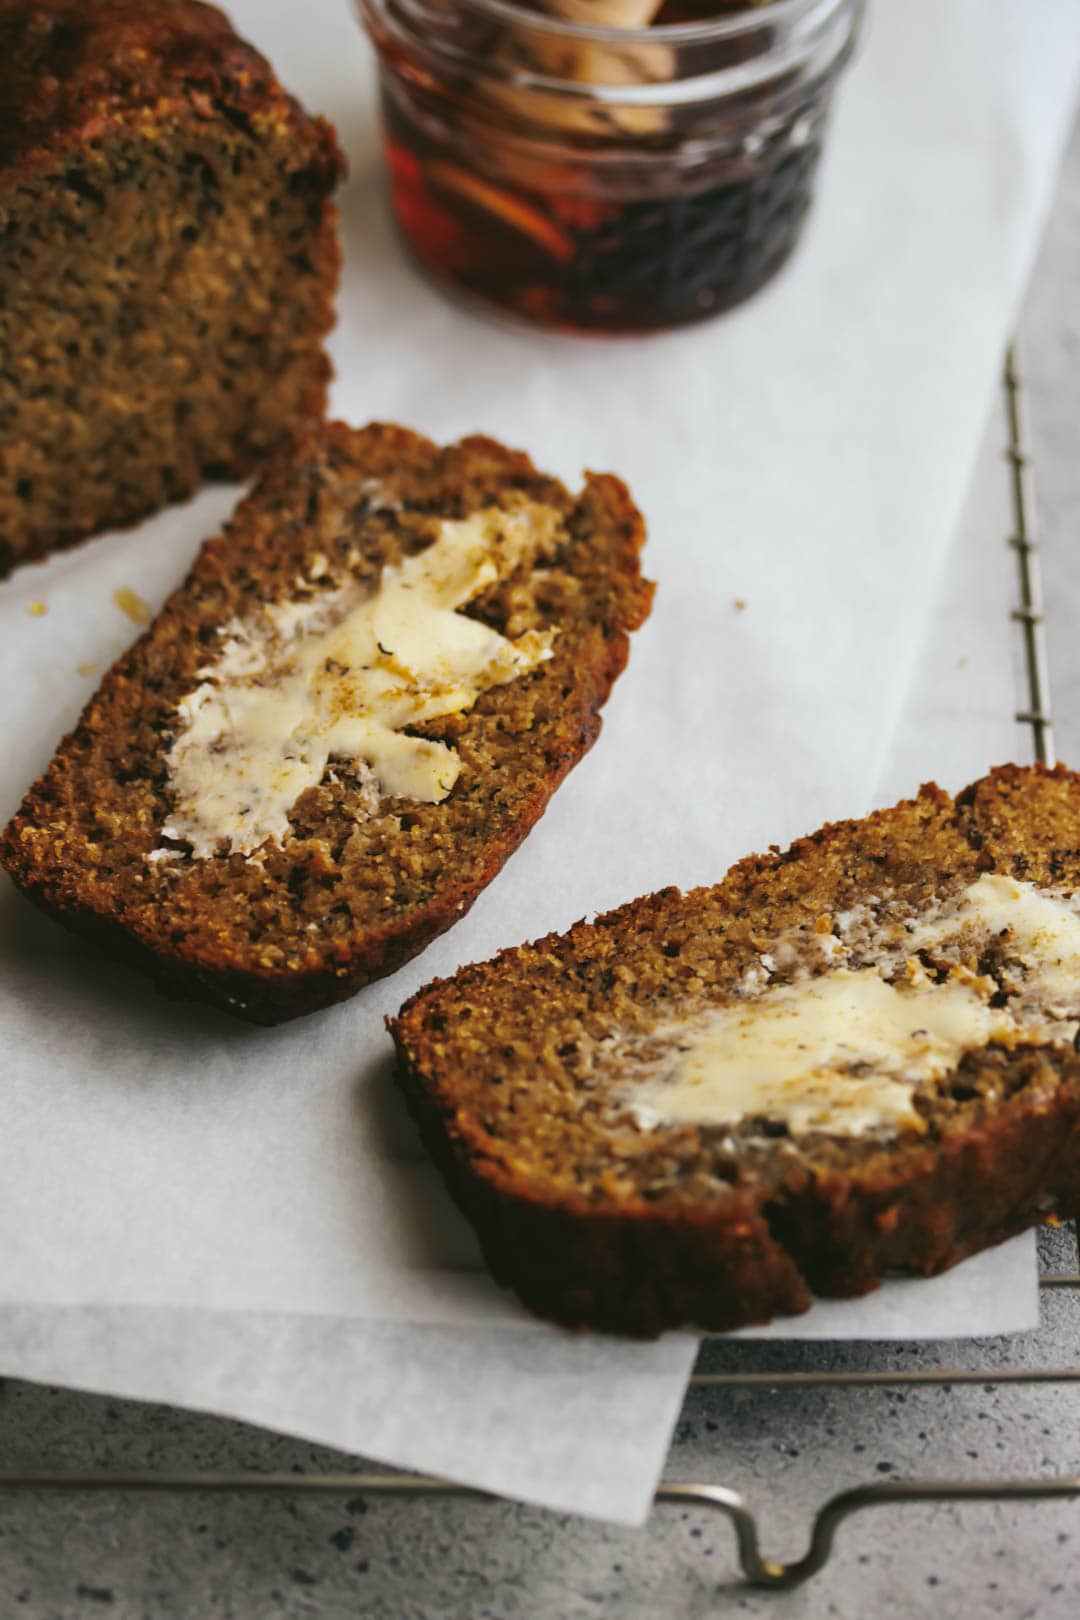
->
(0, 420, 653, 1022)
(0, 0, 343, 574)
(391, 765, 1080, 1336)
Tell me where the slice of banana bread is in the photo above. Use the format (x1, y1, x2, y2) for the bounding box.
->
(0, 0, 344, 575)
(390, 765, 1080, 1336)
(0, 421, 653, 1022)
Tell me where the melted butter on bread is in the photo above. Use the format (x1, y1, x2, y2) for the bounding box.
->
(623, 875, 1080, 1138)
(157, 502, 560, 858)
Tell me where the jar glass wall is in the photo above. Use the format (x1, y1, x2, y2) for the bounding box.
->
(359, 0, 864, 333)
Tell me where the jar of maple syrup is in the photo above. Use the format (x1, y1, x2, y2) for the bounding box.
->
(359, 0, 863, 333)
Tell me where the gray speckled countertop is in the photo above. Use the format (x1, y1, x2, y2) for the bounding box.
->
(2, 111, 1079, 1620)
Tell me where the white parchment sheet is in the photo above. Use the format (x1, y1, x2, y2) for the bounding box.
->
(0, 0, 1076, 1523)
(737, 380, 1044, 1342)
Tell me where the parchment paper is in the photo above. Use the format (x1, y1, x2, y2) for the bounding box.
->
(739, 382, 1043, 1341)
(0, 0, 1075, 1523)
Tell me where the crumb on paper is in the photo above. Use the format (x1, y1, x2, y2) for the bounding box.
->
(112, 586, 151, 625)
(76, 661, 100, 677)
(27, 600, 47, 617)
(956, 655, 969, 669)
(732, 598, 747, 613)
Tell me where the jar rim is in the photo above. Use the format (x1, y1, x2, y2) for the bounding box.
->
(362, 0, 863, 108)
(381, 0, 857, 49)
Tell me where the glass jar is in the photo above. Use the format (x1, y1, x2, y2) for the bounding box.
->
(359, 0, 864, 333)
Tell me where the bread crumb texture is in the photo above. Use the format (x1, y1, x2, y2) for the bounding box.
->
(0, 421, 653, 1021)
(391, 765, 1080, 1336)
(112, 585, 150, 625)
(0, 0, 344, 574)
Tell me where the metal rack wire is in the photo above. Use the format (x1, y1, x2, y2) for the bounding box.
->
(2, 351, 1077, 1592)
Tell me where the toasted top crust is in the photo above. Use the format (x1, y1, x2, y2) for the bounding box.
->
(0, 0, 343, 181)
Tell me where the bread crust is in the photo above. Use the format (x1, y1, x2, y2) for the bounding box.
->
(0, 421, 653, 1022)
(391, 765, 1080, 1335)
(0, 0, 340, 184)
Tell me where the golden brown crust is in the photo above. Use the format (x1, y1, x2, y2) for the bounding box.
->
(0, 0, 332, 177)
(0, 421, 653, 1022)
(0, 0, 344, 573)
(390, 764, 1080, 1335)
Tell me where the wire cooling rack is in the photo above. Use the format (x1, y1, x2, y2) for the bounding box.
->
(1, 351, 1077, 1592)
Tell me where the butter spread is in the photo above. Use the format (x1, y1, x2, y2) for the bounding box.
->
(621, 875, 1080, 1139)
(903, 873, 1080, 1010)
(157, 503, 561, 858)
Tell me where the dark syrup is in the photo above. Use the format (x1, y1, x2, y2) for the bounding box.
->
(380, 3, 824, 332)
